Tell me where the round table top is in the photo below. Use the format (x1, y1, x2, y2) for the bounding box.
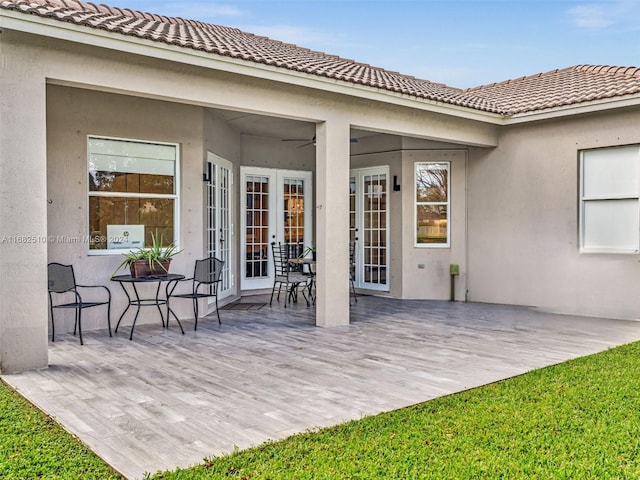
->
(111, 273, 185, 283)
(289, 257, 316, 265)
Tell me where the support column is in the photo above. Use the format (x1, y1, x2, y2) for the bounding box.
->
(314, 119, 350, 327)
(0, 37, 49, 373)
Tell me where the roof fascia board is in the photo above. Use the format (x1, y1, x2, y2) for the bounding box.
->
(503, 94, 640, 124)
(0, 10, 504, 124)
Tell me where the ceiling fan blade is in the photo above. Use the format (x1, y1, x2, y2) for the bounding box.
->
(350, 138, 359, 143)
(281, 138, 309, 142)
(296, 141, 314, 148)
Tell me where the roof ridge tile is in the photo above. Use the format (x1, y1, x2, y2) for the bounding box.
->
(573, 64, 640, 77)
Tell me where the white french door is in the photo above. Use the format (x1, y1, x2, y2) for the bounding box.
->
(206, 152, 234, 300)
(240, 167, 313, 290)
(350, 166, 389, 291)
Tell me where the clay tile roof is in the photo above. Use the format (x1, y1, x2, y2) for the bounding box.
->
(2, 0, 640, 116)
(463, 65, 640, 114)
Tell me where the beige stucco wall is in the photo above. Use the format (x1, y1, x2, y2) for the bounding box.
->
(2, 26, 496, 371)
(401, 148, 468, 300)
(47, 85, 208, 332)
(0, 30, 49, 373)
(467, 106, 640, 319)
(351, 135, 404, 297)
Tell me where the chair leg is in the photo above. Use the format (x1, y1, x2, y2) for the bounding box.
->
(106, 302, 112, 337)
(215, 293, 221, 325)
(77, 308, 84, 346)
(73, 309, 78, 336)
(192, 298, 198, 330)
(351, 279, 358, 303)
(269, 281, 277, 306)
(49, 302, 56, 342)
(283, 283, 289, 308)
(195, 297, 200, 330)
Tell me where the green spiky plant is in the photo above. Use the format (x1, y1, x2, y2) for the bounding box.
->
(111, 230, 181, 277)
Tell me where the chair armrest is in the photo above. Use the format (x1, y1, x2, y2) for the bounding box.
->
(166, 277, 195, 297)
(76, 284, 111, 302)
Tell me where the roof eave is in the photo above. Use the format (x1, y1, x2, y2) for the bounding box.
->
(0, 9, 505, 125)
(503, 94, 640, 125)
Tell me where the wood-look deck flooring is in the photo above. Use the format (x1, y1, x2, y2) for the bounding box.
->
(4, 296, 640, 479)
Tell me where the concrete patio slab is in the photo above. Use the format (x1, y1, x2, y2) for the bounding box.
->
(4, 296, 640, 479)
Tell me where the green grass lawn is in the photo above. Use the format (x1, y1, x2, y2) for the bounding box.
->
(4, 341, 640, 479)
(0, 379, 123, 479)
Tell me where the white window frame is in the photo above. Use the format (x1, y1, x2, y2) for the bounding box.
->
(415, 161, 451, 248)
(87, 135, 180, 255)
(579, 145, 640, 254)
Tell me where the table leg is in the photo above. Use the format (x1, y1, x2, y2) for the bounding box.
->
(115, 281, 132, 333)
(153, 281, 165, 327)
(128, 282, 142, 341)
(165, 280, 185, 334)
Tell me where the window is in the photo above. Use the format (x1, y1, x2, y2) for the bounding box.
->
(415, 162, 449, 247)
(88, 136, 179, 252)
(580, 145, 640, 253)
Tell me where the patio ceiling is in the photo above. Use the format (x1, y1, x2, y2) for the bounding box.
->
(208, 107, 376, 144)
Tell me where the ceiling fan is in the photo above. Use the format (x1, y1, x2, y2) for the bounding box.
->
(281, 135, 359, 148)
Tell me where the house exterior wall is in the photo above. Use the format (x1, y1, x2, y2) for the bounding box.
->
(0, 31, 49, 373)
(401, 149, 468, 300)
(467, 106, 640, 319)
(350, 137, 404, 297)
(2, 27, 497, 371)
(47, 85, 207, 331)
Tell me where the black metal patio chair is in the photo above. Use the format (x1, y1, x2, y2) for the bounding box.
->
(47, 262, 112, 345)
(270, 242, 310, 307)
(350, 241, 358, 303)
(167, 257, 224, 330)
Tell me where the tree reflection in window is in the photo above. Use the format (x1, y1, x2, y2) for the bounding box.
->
(415, 162, 449, 245)
(87, 137, 177, 250)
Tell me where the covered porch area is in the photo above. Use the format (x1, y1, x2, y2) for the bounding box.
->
(4, 297, 640, 479)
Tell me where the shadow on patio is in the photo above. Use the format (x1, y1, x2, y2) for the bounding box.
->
(4, 296, 640, 479)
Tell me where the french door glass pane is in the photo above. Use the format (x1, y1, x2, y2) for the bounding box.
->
(362, 174, 387, 286)
(245, 176, 269, 278)
(283, 178, 305, 244)
(220, 167, 231, 290)
(350, 177, 357, 243)
(207, 163, 232, 292)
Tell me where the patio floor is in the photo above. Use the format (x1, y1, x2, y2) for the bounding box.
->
(4, 295, 640, 479)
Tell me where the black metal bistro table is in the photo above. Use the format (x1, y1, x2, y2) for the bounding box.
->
(111, 274, 185, 340)
(289, 257, 316, 304)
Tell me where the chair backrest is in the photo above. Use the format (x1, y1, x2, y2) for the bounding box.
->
(271, 242, 291, 277)
(284, 242, 304, 259)
(284, 242, 304, 272)
(193, 257, 224, 285)
(48, 263, 77, 293)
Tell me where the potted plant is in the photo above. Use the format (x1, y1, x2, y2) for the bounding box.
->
(302, 245, 317, 261)
(112, 230, 181, 278)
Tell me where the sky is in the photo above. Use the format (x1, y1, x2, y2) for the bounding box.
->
(103, 0, 639, 89)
